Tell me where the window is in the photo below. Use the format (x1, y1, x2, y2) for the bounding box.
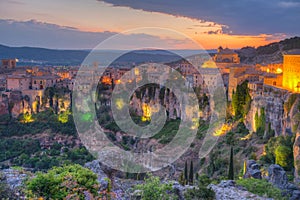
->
(34, 80, 36, 84)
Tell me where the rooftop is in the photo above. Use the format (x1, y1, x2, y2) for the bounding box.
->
(284, 49, 300, 55)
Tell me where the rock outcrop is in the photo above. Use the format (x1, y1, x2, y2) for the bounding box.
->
(84, 160, 109, 190)
(293, 132, 300, 184)
(209, 180, 272, 200)
(246, 91, 285, 136)
(268, 164, 300, 199)
(268, 164, 288, 189)
(243, 160, 262, 179)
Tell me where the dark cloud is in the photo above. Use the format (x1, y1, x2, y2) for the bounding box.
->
(0, 19, 193, 49)
(99, 0, 300, 35)
(0, 19, 115, 49)
(204, 30, 222, 35)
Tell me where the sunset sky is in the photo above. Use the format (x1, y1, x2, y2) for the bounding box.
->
(0, 0, 299, 49)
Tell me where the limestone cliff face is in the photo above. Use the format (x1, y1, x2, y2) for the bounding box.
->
(129, 87, 181, 120)
(246, 91, 285, 136)
(246, 91, 300, 184)
(294, 132, 300, 183)
(0, 90, 71, 118)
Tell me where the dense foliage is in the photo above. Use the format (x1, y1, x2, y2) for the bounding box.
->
(0, 136, 93, 170)
(0, 110, 76, 137)
(260, 135, 294, 170)
(25, 164, 104, 199)
(184, 174, 215, 200)
(255, 108, 266, 137)
(236, 178, 284, 199)
(231, 81, 251, 119)
(134, 174, 175, 200)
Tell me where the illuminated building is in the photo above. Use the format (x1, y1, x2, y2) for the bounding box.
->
(282, 51, 300, 92)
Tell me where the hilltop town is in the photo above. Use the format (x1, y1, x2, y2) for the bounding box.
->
(1, 37, 300, 199)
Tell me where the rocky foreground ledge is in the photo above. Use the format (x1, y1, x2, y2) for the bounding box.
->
(209, 180, 272, 200)
(1, 160, 299, 199)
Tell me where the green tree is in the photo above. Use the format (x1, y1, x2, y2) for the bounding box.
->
(25, 164, 102, 199)
(262, 135, 294, 170)
(134, 174, 175, 200)
(255, 108, 266, 137)
(228, 147, 234, 180)
(275, 145, 293, 169)
(231, 81, 251, 119)
(189, 160, 194, 185)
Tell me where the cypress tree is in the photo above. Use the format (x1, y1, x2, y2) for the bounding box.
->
(189, 160, 194, 185)
(184, 160, 188, 185)
(228, 147, 234, 180)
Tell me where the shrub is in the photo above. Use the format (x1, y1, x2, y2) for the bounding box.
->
(134, 174, 175, 200)
(264, 135, 294, 170)
(236, 178, 283, 199)
(275, 145, 293, 170)
(184, 174, 215, 200)
(25, 164, 104, 199)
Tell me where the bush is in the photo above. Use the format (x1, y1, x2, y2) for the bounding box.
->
(275, 145, 293, 170)
(184, 174, 215, 200)
(25, 164, 104, 199)
(134, 174, 175, 200)
(236, 178, 283, 199)
(264, 135, 294, 170)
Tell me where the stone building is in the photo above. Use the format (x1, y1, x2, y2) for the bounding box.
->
(213, 47, 240, 64)
(32, 75, 59, 90)
(1, 59, 17, 69)
(228, 66, 261, 100)
(6, 75, 32, 91)
(282, 51, 300, 92)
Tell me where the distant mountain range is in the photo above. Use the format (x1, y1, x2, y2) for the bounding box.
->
(1, 36, 299, 66)
(0, 44, 213, 66)
(0, 45, 90, 66)
(237, 36, 300, 64)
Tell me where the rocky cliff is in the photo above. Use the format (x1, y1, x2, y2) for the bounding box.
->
(246, 90, 300, 185)
(0, 89, 71, 118)
(246, 90, 287, 136)
(294, 132, 300, 183)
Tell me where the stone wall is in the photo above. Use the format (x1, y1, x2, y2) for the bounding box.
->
(246, 91, 286, 136)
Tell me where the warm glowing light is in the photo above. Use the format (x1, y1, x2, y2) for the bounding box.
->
(282, 55, 300, 92)
(134, 68, 140, 76)
(267, 68, 270, 73)
(141, 103, 151, 122)
(213, 124, 231, 136)
(116, 98, 125, 110)
(21, 112, 34, 123)
(240, 133, 253, 141)
(101, 76, 112, 85)
(58, 110, 71, 123)
(202, 60, 218, 68)
(191, 118, 199, 130)
(115, 79, 121, 84)
(276, 68, 282, 74)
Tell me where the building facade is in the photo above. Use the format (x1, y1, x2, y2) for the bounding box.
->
(282, 52, 300, 92)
